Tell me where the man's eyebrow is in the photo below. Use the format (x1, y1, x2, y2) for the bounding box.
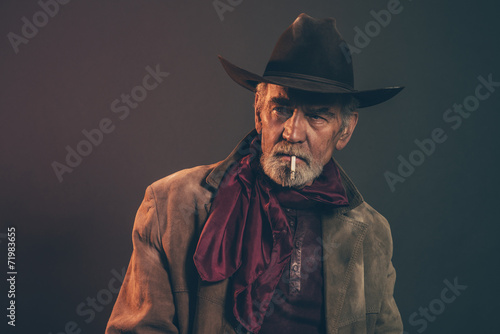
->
(310, 107, 332, 113)
(307, 107, 336, 116)
(270, 97, 291, 106)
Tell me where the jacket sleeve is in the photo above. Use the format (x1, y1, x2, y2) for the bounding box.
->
(106, 186, 179, 334)
(374, 261, 403, 334)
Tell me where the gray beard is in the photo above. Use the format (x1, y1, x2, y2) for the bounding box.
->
(260, 142, 324, 188)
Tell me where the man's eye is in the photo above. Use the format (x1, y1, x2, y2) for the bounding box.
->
(273, 107, 292, 115)
(308, 114, 326, 121)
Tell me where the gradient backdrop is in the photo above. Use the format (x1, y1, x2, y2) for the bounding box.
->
(1, 0, 499, 333)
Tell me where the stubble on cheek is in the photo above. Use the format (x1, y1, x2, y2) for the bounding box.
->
(260, 142, 324, 188)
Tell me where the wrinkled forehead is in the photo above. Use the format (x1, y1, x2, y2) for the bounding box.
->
(264, 83, 343, 108)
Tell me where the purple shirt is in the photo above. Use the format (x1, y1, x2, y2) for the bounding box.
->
(259, 206, 326, 333)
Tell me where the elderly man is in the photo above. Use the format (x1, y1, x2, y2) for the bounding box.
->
(106, 13, 404, 334)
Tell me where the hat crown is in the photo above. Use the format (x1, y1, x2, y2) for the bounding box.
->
(264, 13, 354, 90)
(217, 13, 403, 108)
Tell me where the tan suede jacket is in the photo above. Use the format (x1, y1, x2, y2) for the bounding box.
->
(106, 132, 403, 334)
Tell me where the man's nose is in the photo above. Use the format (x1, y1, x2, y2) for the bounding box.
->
(282, 110, 306, 143)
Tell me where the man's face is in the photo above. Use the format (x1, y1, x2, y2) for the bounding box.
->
(255, 84, 358, 188)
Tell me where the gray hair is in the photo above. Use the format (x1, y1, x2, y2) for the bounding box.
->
(338, 95, 359, 132)
(254, 82, 358, 131)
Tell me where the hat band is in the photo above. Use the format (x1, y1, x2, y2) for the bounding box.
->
(263, 71, 354, 92)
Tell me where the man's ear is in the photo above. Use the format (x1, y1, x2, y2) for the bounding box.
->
(254, 92, 263, 134)
(335, 112, 358, 151)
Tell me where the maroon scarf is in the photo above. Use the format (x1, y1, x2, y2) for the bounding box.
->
(193, 141, 348, 333)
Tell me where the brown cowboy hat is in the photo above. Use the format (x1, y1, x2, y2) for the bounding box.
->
(218, 13, 404, 108)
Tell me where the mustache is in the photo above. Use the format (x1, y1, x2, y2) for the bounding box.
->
(270, 142, 311, 165)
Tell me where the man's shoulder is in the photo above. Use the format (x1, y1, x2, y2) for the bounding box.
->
(148, 163, 220, 198)
(346, 201, 393, 243)
(141, 163, 222, 232)
(348, 201, 389, 226)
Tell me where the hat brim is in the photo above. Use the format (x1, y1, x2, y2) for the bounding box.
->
(219, 56, 404, 108)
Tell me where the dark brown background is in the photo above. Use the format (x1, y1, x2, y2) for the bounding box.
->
(1, 0, 499, 333)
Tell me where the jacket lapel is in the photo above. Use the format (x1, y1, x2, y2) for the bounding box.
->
(322, 211, 368, 333)
(322, 160, 368, 333)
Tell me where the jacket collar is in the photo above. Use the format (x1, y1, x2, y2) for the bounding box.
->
(205, 129, 364, 212)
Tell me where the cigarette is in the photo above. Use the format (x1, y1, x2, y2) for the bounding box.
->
(291, 155, 296, 181)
